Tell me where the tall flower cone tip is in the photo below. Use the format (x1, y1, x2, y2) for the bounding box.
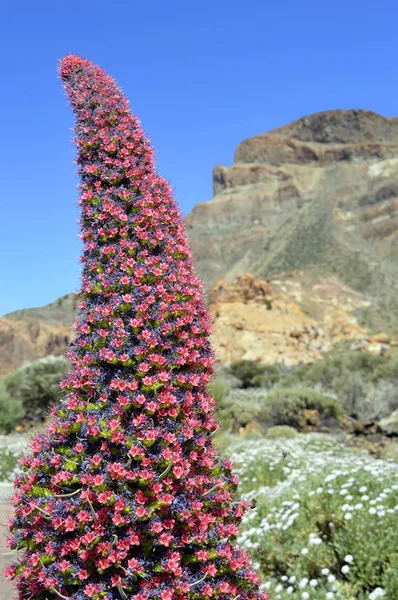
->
(5, 54, 268, 600)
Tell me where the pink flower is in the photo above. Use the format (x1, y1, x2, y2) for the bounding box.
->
(64, 517, 76, 531)
(127, 558, 140, 571)
(159, 532, 173, 546)
(173, 466, 184, 479)
(108, 419, 120, 431)
(112, 512, 126, 526)
(81, 531, 96, 546)
(58, 560, 71, 572)
(84, 583, 97, 597)
(111, 574, 121, 587)
(92, 454, 102, 466)
(151, 522, 163, 533)
(129, 446, 144, 458)
(4, 565, 16, 580)
(93, 474, 105, 486)
(30, 553, 40, 567)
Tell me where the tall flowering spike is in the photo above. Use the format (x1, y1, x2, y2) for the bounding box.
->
(6, 55, 268, 600)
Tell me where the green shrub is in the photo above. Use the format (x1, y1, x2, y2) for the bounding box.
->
(0, 385, 25, 433)
(251, 365, 283, 389)
(380, 440, 398, 462)
(0, 436, 29, 482)
(230, 360, 293, 389)
(294, 349, 386, 391)
(216, 389, 269, 432)
(265, 425, 298, 439)
(372, 351, 398, 382)
(340, 376, 398, 420)
(212, 431, 237, 454)
(284, 348, 398, 421)
(260, 386, 343, 430)
(1, 355, 69, 422)
(215, 367, 243, 390)
(230, 360, 268, 388)
(207, 378, 228, 405)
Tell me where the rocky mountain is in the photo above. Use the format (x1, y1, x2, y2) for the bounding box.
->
(2, 109, 398, 373)
(186, 109, 398, 334)
(209, 272, 396, 365)
(0, 295, 77, 375)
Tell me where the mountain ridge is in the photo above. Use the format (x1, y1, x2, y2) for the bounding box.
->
(186, 109, 398, 335)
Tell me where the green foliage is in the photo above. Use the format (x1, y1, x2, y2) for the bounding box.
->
(215, 389, 268, 432)
(293, 348, 386, 389)
(380, 440, 398, 462)
(251, 365, 283, 389)
(214, 366, 243, 390)
(290, 348, 398, 420)
(229, 360, 290, 389)
(261, 387, 343, 430)
(265, 425, 298, 439)
(230, 360, 269, 388)
(0, 385, 25, 434)
(1, 355, 69, 422)
(372, 351, 398, 381)
(212, 431, 240, 454)
(207, 378, 228, 404)
(214, 386, 342, 433)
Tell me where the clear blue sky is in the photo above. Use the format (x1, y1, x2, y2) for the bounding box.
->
(1, 0, 398, 315)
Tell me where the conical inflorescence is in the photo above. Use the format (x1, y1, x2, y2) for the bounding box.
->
(5, 55, 268, 600)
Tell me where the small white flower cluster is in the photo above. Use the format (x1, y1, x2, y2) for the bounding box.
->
(369, 587, 387, 599)
(228, 434, 398, 599)
(260, 569, 340, 599)
(0, 433, 29, 453)
(0, 433, 30, 482)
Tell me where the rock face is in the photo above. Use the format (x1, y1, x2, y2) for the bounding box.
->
(379, 410, 398, 436)
(186, 109, 398, 334)
(0, 295, 77, 375)
(209, 272, 394, 366)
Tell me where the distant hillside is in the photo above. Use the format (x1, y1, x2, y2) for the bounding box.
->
(4, 294, 78, 326)
(186, 109, 398, 334)
(0, 295, 77, 375)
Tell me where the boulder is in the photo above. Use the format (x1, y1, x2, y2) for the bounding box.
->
(379, 410, 398, 436)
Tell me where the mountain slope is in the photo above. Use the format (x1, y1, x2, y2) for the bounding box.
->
(186, 109, 398, 333)
(0, 295, 77, 375)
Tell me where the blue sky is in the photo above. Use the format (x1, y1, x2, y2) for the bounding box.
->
(1, 0, 398, 315)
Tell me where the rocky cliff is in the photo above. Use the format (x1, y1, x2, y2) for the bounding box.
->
(186, 109, 398, 334)
(209, 272, 395, 365)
